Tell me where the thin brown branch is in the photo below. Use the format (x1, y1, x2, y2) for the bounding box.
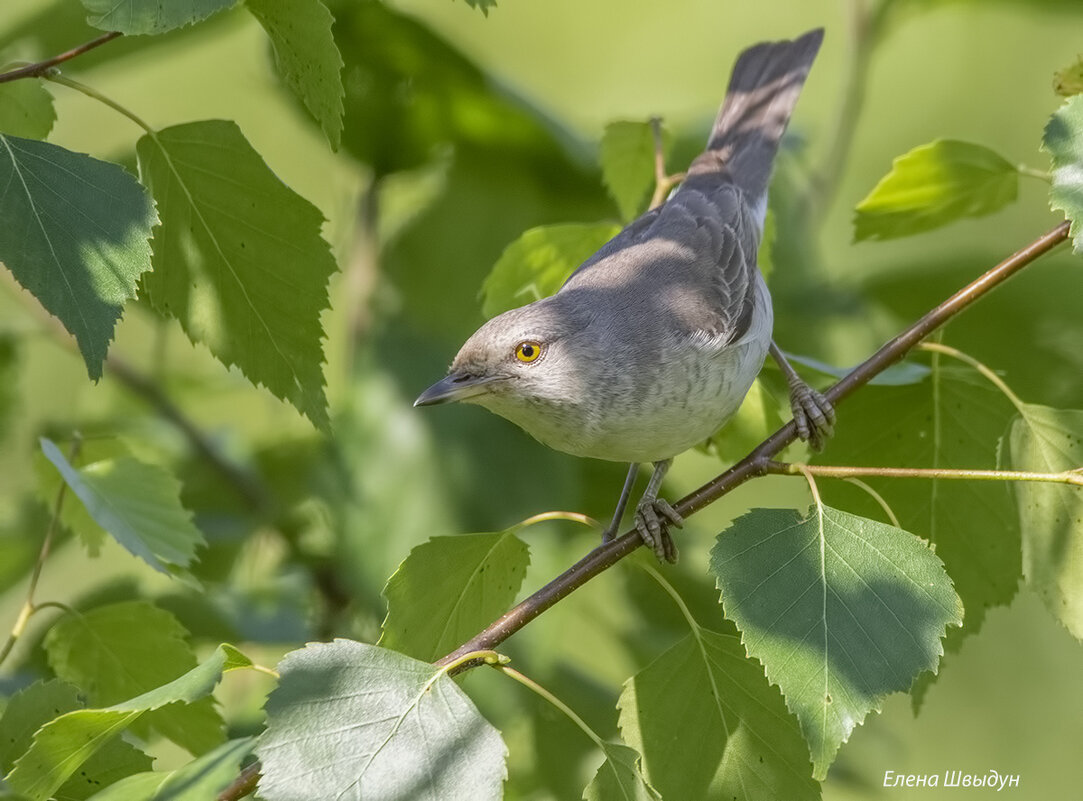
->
(767, 460, 1083, 487)
(0, 31, 122, 84)
(434, 220, 1070, 669)
(217, 762, 261, 801)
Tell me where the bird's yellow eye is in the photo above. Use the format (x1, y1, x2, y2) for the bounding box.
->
(514, 341, 544, 363)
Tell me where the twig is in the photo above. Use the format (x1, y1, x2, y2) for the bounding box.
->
(648, 116, 686, 209)
(434, 220, 1070, 669)
(0, 31, 122, 84)
(767, 460, 1083, 487)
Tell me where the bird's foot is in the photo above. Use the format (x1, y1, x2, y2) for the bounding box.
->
(634, 498, 683, 563)
(788, 380, 836, 452)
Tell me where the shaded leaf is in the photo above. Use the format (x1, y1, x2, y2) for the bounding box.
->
(462, 0, 497, 15)
(85, 738, 256, 801)
(1044, 96, 1083, 252)
(380, 531, 530, 662)
(600, 121, 666, 222)
(481, 222, 620, 319)
(6, 645, 248, 801)
(246, 0, 344, 150)
(1054, 55, 1083, 97)
(136, 121, 335, 428)
(618, 628, 819, 800)
(39, 438, 204, 576)
(0, 80, 55, 139)
(853, 139, 1018, 241)
(0, 135, 155, 379)
(44, 601, 224, 755)
(258, 640, 506, 801)
(582, 743, 660, 801)
(1003, 405, 1083, 639)
(709, 505, 962, 779)
(81, 0, 236, 35)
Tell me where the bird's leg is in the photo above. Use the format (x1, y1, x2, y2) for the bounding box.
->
(602, 463, 640, 543)
(634, 459, 683, 563)
(770, 342, 836, 451)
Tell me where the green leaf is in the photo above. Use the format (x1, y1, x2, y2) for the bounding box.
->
(582, 743, 660, 801)
(136, 121, 336, 428)
(481, 222, 620, 319)
(5, 645, 246, 801)
(257, 640, 507, 801)
(379, 531, 530, 662)
(618, 627, 819, 800)
(44, 601, 224, 755)
(85, 738, 256, 801)
(853, 139, 1018, 241)
(600, 121, 666, 222)
(709, 505, 962, 779)
(81, 0, 237, 35)
(245, 0, 344, 151)
(0, 79, 55, 139)
(462, 0, 497, 15)
(0, 135, 156, 379)
(1043, 96, 1083, 252)
(701, 378, 786, 464)
(0, 335, 17, 443)
(39, 438, 204, 576)
(1003, 405, 1083, 639)
(1054, 55, 1083, 97)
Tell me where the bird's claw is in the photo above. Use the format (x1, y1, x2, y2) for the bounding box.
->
(635, 498, 683, 563)
(789, 381, 836, 452)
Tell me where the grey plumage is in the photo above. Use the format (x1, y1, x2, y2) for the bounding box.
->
(416, 29, 830, 560)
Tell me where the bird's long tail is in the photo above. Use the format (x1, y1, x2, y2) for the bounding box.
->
(687, 28, 824, 201)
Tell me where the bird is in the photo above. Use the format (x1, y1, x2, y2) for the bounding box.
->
(415, 28, 835, 563)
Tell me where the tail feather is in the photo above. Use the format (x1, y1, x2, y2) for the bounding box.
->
(687, 28, 823, 200)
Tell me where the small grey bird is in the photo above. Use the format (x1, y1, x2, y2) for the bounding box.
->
(416, 29, 834, 562)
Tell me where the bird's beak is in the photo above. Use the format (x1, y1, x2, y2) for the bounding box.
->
(414, 371, 502, 407)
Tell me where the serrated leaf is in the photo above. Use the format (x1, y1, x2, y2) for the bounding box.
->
(85, 737, 256, 801)
(1054, 55, 1083, 97)
(246, 0, 344, 151)
(600, 121, 667, 222)
(379, 531, 530, 662)
(582, 742, 660, 801)
(1003, 405, 1083, 639)
(0, 79, 55, 139)
(710, 505, 962, 779)
(1044, 96, 1083, 252)
(618, 628, 819, 801)
(257, 640, 506, 801)
(481, 222, 620, 319)
(136, 121, 335, 428)
(39, 438, 204, 576)
(81, 0, 237, 35)
(0, 135, 155, 379)
(44, 601, 225, 756)
(462, 0, 497, 15)
(6, 645, 247, 801)
(853, 139, 1018, 241)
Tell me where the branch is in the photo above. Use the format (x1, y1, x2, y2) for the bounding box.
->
(767, 460, 1083, 487)
(0, 31, 122, 84)
(435, 220, 1070, 668)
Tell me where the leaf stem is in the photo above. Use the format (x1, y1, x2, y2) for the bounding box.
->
(917, 341, 1027, 411)
(44, 72, 155, 134)
(842, 477, 901, 527)
(510, 510, 601, 532)
(768, 460, 1083, 487)
(648, 116, 686, 209)
(0, 31, 122, 84)
(1017, 164, 1052, 183)
(491, 663, 606, 750)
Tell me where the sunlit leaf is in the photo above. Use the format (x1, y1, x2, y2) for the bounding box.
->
(1003, 405, 1083, 639)
(0, 79, 55, 139)
(6, 645, 249, 801)
(853, 139, 1018, 241)
(39, 438, 204, 576)
(709, 505, 962, 779)
(380, 531, 530, 662)
(481, 223, 620, 318)
(246, 0, 344, 150)
(582, 742, 660, 801)
(44, 601, 224, 755)
(0, 135, 155, 379)
(81, 0, 237, 35)
(136, 121, 336, 428)
(1044, 96, 1083, 252)
(600, 121, 667, 222)
(618, 627, 819, 800)
(258, 640, 506, 801)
